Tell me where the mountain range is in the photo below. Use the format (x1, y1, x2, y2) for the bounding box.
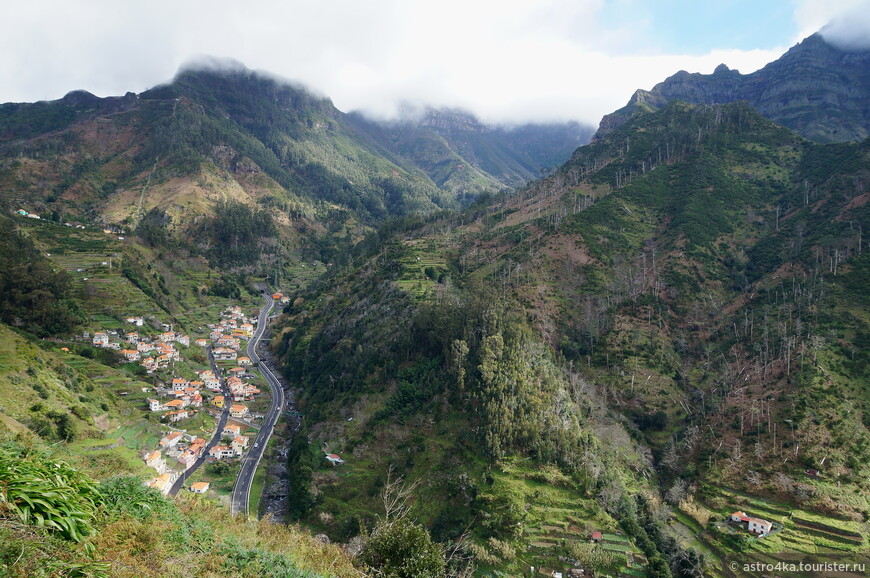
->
(596, 33, 870, 143)
(0, 66, 590, 236)
(0, 31, 869, 578)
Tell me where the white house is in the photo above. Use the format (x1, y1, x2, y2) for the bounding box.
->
(159, 431, 183, 449)
(121, 349, 140, 362)
(146, 472, 178, 496)
(231, 436, 249, 454)
(325, 453, 344, 465)
(748, 517, 773, 536)
(209, 445, 235, 459)
(213, 347, 237, 361)
(144, 450, 165, 471)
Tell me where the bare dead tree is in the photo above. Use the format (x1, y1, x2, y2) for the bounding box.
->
(380, 465, 419, 522)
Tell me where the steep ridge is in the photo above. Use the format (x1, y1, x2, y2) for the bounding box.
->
(597, 34, 870, 143)
(272, 100, 869, 575)
(0, 63, 588, 251)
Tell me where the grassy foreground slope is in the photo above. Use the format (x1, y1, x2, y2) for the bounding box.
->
(0, 437, 359, 577)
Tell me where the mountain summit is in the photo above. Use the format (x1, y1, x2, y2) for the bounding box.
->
(596, 33, 870, 143)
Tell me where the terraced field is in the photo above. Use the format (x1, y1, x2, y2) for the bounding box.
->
(477, 460, 644, 577)
(697, 484, 867, 557)
(395, 239, 450, 299)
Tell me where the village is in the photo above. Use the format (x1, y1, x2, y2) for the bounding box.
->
(82, 304, 269, 496)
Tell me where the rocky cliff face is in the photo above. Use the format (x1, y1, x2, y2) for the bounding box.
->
(596, 34, 870, 143)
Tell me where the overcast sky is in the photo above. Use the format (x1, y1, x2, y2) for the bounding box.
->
(2, 0, 869, 126)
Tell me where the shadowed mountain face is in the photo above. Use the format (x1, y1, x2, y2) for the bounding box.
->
(347, 108, 593, 192)
(0, 65, 591, 236)
(597, 34, 870, 143)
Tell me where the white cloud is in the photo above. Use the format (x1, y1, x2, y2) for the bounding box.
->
(813, 0, 870, 49)
(793, 0, 870, 42)
(0, 0, 858, 125)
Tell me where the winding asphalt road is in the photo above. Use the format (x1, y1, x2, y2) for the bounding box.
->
(230, 292, 286, 516)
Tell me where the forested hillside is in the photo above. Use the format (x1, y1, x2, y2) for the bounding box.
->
(273, 101, 870, 576)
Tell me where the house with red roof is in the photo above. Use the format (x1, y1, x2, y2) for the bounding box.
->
(325, 453, 344, 465)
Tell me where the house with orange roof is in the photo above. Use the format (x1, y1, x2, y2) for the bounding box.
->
(144, 450, 164, 470)
(120, 349, 141, 362)
(177, 335, 190, 347)
(189, 481, 210, 493)
(190, 394, 203, 407)
(164, 399, 186, 409)
(213, 348, 237, 360)
(209, 446, 235, 459)
(171, 378, 189, 391)
(223, 424, 242, 437)
(216, 336, 241, 350)
(177, 450, 198, 468)
(195, 338, 208, 347)
(231, 436, 249, 454)
(230, 404, 249, 418)
(159, 332, 176, 342)
(125, 332, 139, 343)
(237, 356, 252, 366)
(146, 472, 178, 495)
(164, 409, 190, 423)
(159, 431, 183, 448)
(92, 332, 109, 346)
(212, 395, 225, 408)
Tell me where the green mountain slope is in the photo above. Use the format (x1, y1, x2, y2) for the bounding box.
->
(271, 101, 870, 576)
(0, 64, 588, 257)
